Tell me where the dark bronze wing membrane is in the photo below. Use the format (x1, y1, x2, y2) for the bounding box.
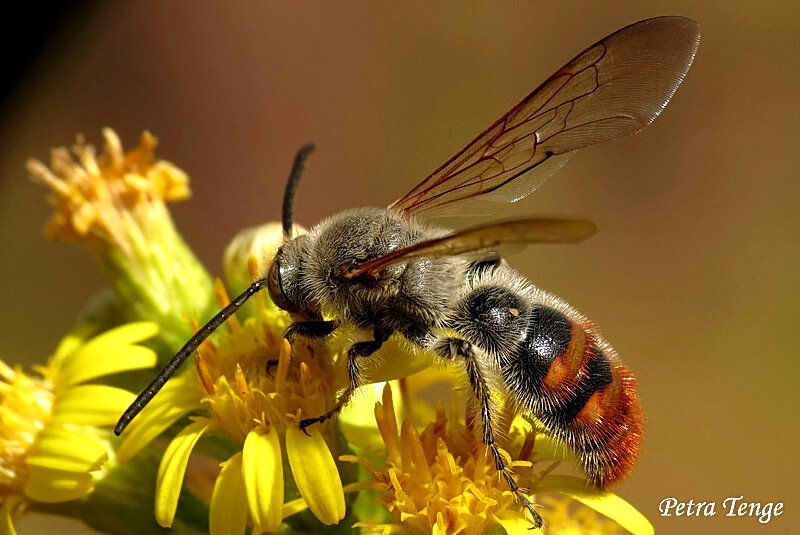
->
(391, 16, 700, 216)
(344, 217, 596, 279)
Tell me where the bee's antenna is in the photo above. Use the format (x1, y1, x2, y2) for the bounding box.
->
(282, 143, 316, 236)
(114, 278, 269, 436)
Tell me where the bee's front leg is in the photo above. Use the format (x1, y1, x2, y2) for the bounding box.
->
(273, 320, 339, 376)
(284, 319, 339, 341)
(298, 327, 391, 435)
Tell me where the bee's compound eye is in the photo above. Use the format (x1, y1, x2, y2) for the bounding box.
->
(267, 257, 297, 312)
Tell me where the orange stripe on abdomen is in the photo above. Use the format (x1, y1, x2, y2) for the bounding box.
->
(572, 358, 644, 487)
(499, 302, 644, 488)
(541, 320, 586, 393)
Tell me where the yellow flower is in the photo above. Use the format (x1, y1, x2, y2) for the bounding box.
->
(28, 129, 215, 351)
(0, 322, 158, 533)
(114, 217, 434, 533)
(346, 382, 654, 535)
(119, 274, 347, 532)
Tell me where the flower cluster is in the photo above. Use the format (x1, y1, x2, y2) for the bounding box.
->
(3, 129, 656, 534)
(346, 382, 652, 535)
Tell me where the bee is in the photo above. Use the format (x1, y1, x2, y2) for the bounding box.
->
(116, 16, 700, 528)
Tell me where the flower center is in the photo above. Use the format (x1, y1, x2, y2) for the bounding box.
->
(354, 386, 536, 535)
(194, 284, 340, 443)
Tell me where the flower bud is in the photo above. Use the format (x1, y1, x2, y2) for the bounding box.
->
(223, 222, 305, 315)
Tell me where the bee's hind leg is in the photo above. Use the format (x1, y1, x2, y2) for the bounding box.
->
(298, 327, 391, 434)
(434, 337, 544, 530)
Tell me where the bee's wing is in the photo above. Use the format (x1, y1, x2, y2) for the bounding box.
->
(390, 16, 700, 217)
(344, 218, 596, 279)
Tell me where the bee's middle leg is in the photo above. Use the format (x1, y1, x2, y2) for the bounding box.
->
(298, 327, 391, 434)
(434, 337, 543, 529)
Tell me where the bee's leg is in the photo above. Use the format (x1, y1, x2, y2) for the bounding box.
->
(435, 337, 543, 529)
(278, 320, 337, 376)
(265, 358, 279, 376)
(401, 324, 437, 348)
(284, 319, 339, 341)
(298, 327, 391, 434)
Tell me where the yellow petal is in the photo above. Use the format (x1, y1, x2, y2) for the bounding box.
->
(155, 420, 208, 528)
(532, 433, 573, 462)
(49, 323, 99, 370)
(26, 428, 107, 473)
(117, 376, 200, 463)
(0, 513, 14, 535)
(210, 452, 248, 535)
(243, 427, 283, 532)
(495, 512, 544, 535)
(24, 466, 95, 503)
(285, 426, 345, 525)
(535, 475, 654, 535)
(223, 222, 288, 297)
(339, 381, 401, 449)
(55, 323, 158, 387)
(281, 499, 311, 522)
(91, 321, 160, 345)
(1, 496, 20, 535)
(51, 385, 135, 426)
(510, 415, 573, 462)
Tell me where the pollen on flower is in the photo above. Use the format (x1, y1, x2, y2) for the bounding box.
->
(348, 384, 538, 535)
(27, 128, 190, 254)
(0, 360, 53, 492)
(193, 280, 339, 443)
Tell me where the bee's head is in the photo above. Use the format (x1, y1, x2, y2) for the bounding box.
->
(267, 235, 310, 314)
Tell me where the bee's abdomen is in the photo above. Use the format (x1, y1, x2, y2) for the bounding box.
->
(503, 304, 643, 488)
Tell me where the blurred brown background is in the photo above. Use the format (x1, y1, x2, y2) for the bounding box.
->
(1, 1, 797, 533)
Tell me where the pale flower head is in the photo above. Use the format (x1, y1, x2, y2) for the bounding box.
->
(28, 129, 215, 351)
(27, 128, 189, 253)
